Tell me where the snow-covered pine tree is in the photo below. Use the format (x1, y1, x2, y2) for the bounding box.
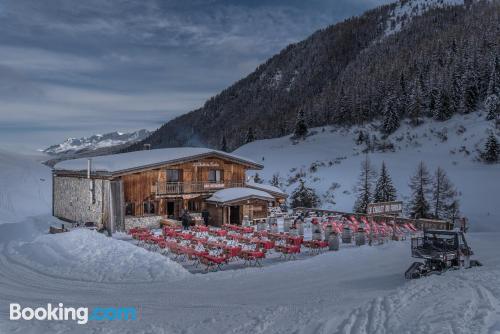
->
(451, 70, 463, 114)
(485, 56, 500, 121)
(382, 95, 400, 134)
(461, 56, 479, 114)
(434, 88, 452, 121)
(408, 79, 424, 126)
(398, 72, 409, 116)
(353, 155, 377, 213)
(432, 167, 459, 219)
(253, 173, 264, 184)
(487, 56, 500, 96)
(220, 135, 228, 152)
(485, 94, 500, 121)
(338, 86, 349, 119)
(269, 173, 282, 188)
(427, 84, 440, 118)
(290, 180, 320, 208)
(374, 162, 397, 203)
(409, 161, 432, 219)
(482, 132, 499, 163)
(294, 109, 308, 139)
(355, 130, 365, 145)
(245, 127, 256, 143)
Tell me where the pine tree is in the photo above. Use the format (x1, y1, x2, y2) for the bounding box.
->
(245, 127, 256, 143)
(382, 95, 400, 134)
(408, 80, 424, 126)
(338, 86, 349, 119)
(398, 72, 408, 115)
(294, 109, 308, 139)
(220, 135, 228, 152)
(353, 155, 377, 213)
(434, 89, 452, 121)
(482, 133, 499, 163)
(355, 130, 365, 145)
(409, 161, 432, 219)
(451, 71, 462, 114)
(291, 180, 320, 208)
(432, 167, 459, 219)
(374, 162, 397, 203)
(461, 57, 479, 113)
(428, 85, 440, 118)
(269, 173, 282, 188)
(253, 173, 264, 184)
(487, 56, 500, 96)
(485, 94, 500, 121)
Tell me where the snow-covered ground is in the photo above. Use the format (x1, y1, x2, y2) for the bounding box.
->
(0, 150, 51, 224)
(236, 113, 500, 232)
(0, 116, 499, 333)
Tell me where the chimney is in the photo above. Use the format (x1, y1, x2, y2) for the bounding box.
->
(143, 143, 151, 151)
(87, 158, 92, 179)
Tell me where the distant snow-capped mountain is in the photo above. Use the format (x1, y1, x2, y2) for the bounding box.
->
(43, 129, 151, 155)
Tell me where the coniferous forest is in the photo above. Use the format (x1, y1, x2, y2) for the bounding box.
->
(125, 0, 500, 153)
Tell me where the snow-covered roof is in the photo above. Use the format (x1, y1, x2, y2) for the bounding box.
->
(206, 187, 274, 204)
(246, 181, 288, 198)
(54, 147, 263, 175)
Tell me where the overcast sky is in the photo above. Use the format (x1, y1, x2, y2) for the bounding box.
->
(0, 0, 391, 151)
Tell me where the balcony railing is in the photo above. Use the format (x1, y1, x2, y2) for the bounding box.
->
(155, 181, 245, 196)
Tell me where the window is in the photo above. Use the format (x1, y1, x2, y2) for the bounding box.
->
(208, 170, 223, 183)
(166, 169, 181, 182)
(143, 201, 156, 215)
(125, 203, 135, 216)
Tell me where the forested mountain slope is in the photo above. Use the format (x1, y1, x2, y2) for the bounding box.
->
(127, 0, 500, 152)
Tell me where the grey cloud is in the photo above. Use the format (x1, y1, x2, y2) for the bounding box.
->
(0, 0, 394, 150)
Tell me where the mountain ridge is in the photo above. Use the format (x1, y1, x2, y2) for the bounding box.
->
(125, 0, 499, 152)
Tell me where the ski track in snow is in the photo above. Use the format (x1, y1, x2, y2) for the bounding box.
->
(337, 269, 500, 334)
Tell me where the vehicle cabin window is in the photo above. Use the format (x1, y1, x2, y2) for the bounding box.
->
(208, 170, 223, 183)
(166, 169, 181, 182)
(143, 201, 156, 215)
(125, 202, 135, 216)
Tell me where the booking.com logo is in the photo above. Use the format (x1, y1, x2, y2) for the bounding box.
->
(10, 303, 139, 325)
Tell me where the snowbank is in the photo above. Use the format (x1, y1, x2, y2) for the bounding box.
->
(7, 229, 190, 283)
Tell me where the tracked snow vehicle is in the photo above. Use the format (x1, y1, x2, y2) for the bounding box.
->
(405, 230, 481, 279)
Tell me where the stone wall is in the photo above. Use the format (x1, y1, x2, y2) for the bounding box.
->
(53, 176, 110, 229)
(124, 215, 163, 231)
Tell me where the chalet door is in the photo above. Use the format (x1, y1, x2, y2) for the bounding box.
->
(230, 206, 240, 225)
(167, 201, 175, 216)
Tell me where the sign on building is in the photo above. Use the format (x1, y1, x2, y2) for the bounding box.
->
(367, 201, 403, 215)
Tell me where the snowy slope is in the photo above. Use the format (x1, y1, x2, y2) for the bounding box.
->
(0, 150, 52, 224)
(0, 131, 499, 333)
(42, 129, 150, 155)
(235, 113, 500, 232)
(384, 0, 466, 36)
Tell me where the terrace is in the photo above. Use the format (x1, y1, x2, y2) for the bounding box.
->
(155, 181, 245, 196)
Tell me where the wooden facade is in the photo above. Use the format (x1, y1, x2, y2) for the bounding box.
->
(120, 156, 248, 219)
(52, 149, 284, 230)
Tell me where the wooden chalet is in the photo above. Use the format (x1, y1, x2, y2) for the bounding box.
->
(52, 147, 287, 231)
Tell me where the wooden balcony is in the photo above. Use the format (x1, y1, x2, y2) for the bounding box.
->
(155, 181, 245, 196)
